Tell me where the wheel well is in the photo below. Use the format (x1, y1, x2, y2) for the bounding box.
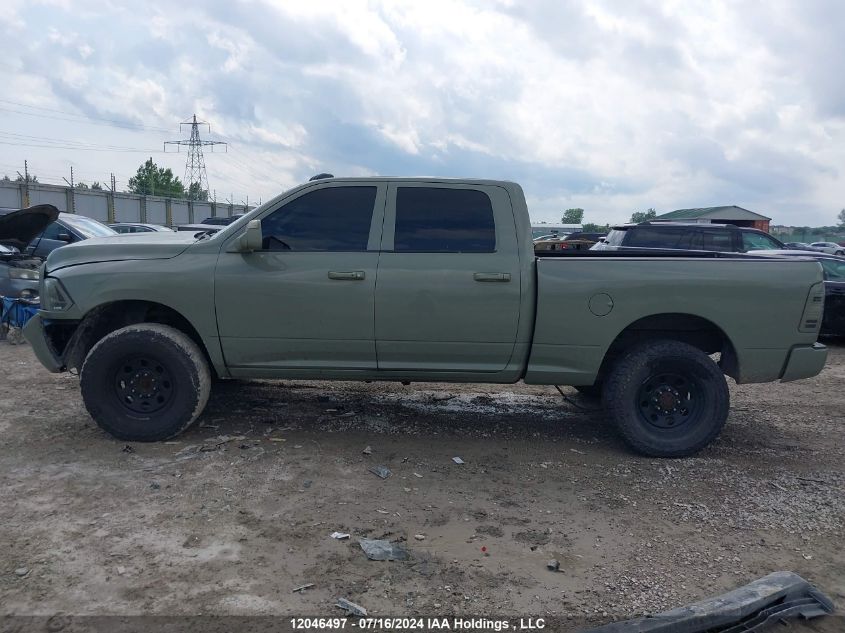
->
(598, 314, 738, 382)
(61, 301, 211, 373)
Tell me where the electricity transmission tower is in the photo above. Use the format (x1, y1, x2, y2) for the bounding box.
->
(164, 114, 226, 200)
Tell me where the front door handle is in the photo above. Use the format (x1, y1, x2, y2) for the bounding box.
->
(328, 270, 365, 281)
(473, 272, 511, 282)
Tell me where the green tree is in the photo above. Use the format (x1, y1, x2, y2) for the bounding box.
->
(582, 222, 609, 233)
(561, 208, 584, 224)
(128, 157, 185, 198)
(75, 182, 89, 190)
(14, 173, 37, 183)
(630, 208, 657, 223)
(91, 182, 103, 190)
(187, 181, 209, 201)
(838, 209, 845, 229)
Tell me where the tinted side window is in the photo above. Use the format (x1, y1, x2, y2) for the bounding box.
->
(261, 186, 377, 252)
(741, 231, 781, 251)
(689, 230, 734, 252)
(821, 259, 845, 280)
(624, 227, 689, 248)
(40, 222, 65, 241)
(394, 187, 495, 252)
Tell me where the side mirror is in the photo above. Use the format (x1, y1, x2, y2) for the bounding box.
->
(236, 219, 263, 252)
(57, 233, 73, 243)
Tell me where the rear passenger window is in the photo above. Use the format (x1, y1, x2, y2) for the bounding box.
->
(624, 227, 688, 249)
(394, 187, 495, 252)
(689, 230, 734, 252)
(261, 186, 376, 252)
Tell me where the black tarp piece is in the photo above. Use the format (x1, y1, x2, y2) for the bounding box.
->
(585, 571, 835, 633)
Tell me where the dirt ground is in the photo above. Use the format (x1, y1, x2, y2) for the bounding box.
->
(1, 339, 843, 628)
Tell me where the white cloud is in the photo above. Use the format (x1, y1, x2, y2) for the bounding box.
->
(0, 0, 842, 224)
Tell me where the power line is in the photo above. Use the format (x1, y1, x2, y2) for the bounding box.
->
(0, 100, 172, 133)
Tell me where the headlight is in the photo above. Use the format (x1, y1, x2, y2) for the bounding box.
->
(42, 277, 74, 312)
(8, 267, 40, 280)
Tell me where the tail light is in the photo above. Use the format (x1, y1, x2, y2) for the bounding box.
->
(798, 282, 825, 333)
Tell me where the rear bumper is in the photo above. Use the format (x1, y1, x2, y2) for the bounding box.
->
(781, 342, 827, 382)
(22, 314, 64, 373)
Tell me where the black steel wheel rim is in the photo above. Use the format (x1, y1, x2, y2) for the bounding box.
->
(113, 356, 175, 415)
(636, 370, 701, 430)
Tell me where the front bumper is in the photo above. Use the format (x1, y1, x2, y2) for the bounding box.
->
(22, 313, 64, 373)
(781, 342, 828, 382)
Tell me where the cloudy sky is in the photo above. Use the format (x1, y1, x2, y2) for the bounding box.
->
(1, 0, 844, 225)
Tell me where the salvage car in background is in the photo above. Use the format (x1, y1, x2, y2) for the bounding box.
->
(809, 241, 845, 256)
(534, 231, 606, 253)
(784, 242, 825, 252)
(0, 205, 58, 299)
(750, 250, 845, 337)
(175, 223, 223, 235)
(593, 222, 785, 252)
(109, 223, 173, 234)
(26, 213, 117, 258)
(200, 214, 245, 226)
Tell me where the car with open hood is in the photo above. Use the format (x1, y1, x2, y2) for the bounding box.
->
(0, 204, 59, 299)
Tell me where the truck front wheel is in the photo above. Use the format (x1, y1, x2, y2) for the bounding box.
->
(602, 340, 729, 457)
(80, 323, 211, 441)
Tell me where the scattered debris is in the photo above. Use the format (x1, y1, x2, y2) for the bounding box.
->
(330, 532, 350, 540)
(369, 465, 391, 479)
(570, 448, 585, 455)
(293, 445, 303, 449)
(376, 509, 389, 514)
(547, 559, 560, 572)
(198, 422, 220, 430)
(336, 598, 368, 617)
(413, 472, 423, 478)
(116, 565, 126, 575)
(452, 456, 465, 465)
(362, 446, 372, 455)
(359, 538, 410, 561)
(14, 567, 29, 577)
(292, 583, 315, 593)
(268, 438, 286, 443)
(414, 534, 426, 541)
(121, 445, 134, 454)
(200, 435, 246, 452)
(149, 482, 160, 490)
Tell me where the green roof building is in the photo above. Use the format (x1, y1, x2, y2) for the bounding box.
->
(654, 206, 771, 232)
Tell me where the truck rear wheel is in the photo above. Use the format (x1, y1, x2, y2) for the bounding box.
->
(80, 323, 211, 442)
(602, 340, 729, 457)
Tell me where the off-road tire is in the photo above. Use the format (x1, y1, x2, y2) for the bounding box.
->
(80, 323, 211, 441)
(574, 384, 602, 399)
(602, 340, 729, 457)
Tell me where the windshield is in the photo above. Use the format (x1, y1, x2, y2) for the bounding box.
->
(60, 214, 118, 238)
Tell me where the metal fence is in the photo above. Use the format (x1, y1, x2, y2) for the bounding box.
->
(0, 181, 252, 226)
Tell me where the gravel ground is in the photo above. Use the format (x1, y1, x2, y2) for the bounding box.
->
(0, 339, 843, 628)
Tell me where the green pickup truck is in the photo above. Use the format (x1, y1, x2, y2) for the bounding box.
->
(24, 178, 828, 456)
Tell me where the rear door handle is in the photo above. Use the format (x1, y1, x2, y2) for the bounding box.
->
(328, 270, 365, 281)
(473, 272, 511, 282)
